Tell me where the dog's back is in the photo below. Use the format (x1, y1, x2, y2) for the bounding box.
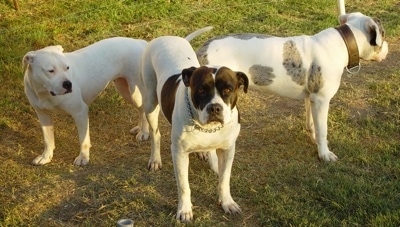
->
(141, 36, 200, 89)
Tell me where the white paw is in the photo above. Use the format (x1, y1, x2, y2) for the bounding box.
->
(176, 205, 193, 222)
(32, 154, 52, 165)
(130, 126, 150, 141)
(147, 159, 162, 171)
(220, 199, 242, 215)
(74, 155, 89, 166)
(319, 151, 338, 162)
(130, 126, 140, 135)
(136, 131, 149, 142)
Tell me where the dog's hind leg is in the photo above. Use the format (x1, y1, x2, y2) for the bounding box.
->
(32, 109, 55, 165)
(305, 97, 316, 143)
(141, 76, 162, 170)
(208, 150, 219, 174)
(145, 100, 162, 171)
(114, 78, 149, 141)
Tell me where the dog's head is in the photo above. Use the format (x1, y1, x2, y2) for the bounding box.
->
(339, 12, 388, 62)
(182, 66, 248, 127)
(23, 46, 72, 96)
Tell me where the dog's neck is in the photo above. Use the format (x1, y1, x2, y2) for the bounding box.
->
(335, 24, 361, 74)
(185, 88, 224, 133)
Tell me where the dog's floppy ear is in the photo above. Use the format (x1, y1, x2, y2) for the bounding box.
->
(41, 45, 64, 53)
(338, 13, 350, 25)
(366, 18, 385, 46)
(236, 71, 249, 93)
(182, 66, 197, 87)
(22, 51, 36, 69)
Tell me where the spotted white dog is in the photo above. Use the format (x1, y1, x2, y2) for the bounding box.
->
(23, 37, 149, 166)
(140, 27, 248, 221)
(197, 12, 388, 161)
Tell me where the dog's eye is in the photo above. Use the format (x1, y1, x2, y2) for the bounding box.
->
(66, 66, 70, 70)
(48, 69, 55, 73)
(223, 88, 232, 95)
(198, 88, 205, 95)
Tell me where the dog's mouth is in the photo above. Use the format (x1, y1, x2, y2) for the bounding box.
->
(49, 89, 72, 96)
(207, 116, 224, 125)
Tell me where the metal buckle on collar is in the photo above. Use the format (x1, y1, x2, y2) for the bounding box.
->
(345, 62, 361, 75)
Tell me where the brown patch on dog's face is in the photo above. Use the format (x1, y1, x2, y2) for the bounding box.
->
(214, 66, 248, 110)
(183, 66, 248, 125)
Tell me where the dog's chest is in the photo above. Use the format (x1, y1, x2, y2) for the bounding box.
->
(176, 123, 240, 152)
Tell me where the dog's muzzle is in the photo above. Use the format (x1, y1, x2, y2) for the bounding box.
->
(63, 80, 72, 93)
(49, 80, 73, 96)
(206, 103, 224, 124)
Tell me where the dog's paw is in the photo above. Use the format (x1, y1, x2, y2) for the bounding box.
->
(176, 207, 193, 222)
(220, 199, 242, 215)
(74, 155, 89, 166)
(319, 151, 338, 162)
(130, 126, 140, 135)
(130, 126, 150, 141)
(32, 154, 52, 165)
(136, 131, 149, 142)
(147, 160, 162, 171)
(196, 152, 209, 161)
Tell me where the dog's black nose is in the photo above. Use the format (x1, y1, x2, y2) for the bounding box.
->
(207, 103, 223, 116)
(63, 80, 72, 91)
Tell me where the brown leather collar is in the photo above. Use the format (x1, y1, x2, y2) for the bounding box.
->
(335, 24, 360, 71)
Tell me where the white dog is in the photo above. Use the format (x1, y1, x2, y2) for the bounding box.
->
(140, 27, 249, 221)
(197, 12, 388, 161)
(23, 37, 149, 166)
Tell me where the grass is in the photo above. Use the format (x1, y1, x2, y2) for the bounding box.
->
(1, 0, 400, 226)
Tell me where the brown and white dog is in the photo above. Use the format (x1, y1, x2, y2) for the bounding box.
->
(140, 27, 248, 221)
(197, 12, 388, 161)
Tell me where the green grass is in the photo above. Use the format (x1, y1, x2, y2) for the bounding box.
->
(1, 0, 400, 226)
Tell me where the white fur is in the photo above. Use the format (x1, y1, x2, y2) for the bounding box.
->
(140, 27, 243, 221)
(197, 12, 388, 161)
(23, 37, 149, 165)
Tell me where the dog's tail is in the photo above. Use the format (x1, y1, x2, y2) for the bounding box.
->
(185, 26, 213, 42)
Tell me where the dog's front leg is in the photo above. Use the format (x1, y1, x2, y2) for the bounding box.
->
(32, 109, 55, 165)
(310, 95, 338, 161)
(172, 145, 193, 221)
(71, 105, 91, 166)
(216, 146, 241, 215)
